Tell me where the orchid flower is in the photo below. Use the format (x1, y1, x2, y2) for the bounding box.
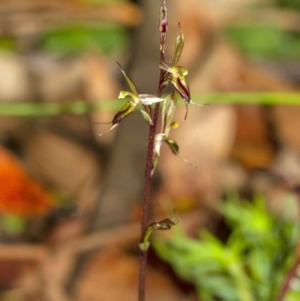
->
(159, 62, 191, 119)
(99, 63, 164, 136)
(152, 93, 196, 175)
(139, 210, 178, 251)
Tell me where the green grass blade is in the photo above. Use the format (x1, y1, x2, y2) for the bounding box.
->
(1, 93, 300, 116)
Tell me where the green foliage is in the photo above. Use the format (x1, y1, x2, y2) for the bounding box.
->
(224, 26, 300, 61)
(38, 25, 128, 55)
(1, 92, 300, 117)
(0, 37, 18, 51)
(277, 0, 300, 11)
(154, 195, 299, 301)
(0, 214, 26, 235)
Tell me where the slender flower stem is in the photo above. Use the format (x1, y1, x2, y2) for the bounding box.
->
(138, 59, 166, 301)
(138, 2, 167, 300)
(138, 103, 159, 301)
(138, 2, 168, 301)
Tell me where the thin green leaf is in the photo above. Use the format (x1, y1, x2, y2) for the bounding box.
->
(2, 93, 300, 117)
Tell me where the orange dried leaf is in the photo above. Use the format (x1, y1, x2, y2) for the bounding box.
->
(0, 148, 54, 216)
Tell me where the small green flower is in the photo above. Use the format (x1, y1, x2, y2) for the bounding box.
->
(160, 62, 190, 102)
(159, 62, 191, 119)
(99, 63, 164, 136)
(139, 210, 178, 251)
(151, 92, 195, 175)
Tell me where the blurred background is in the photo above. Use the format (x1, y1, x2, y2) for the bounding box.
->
(1, 0, 300, 300)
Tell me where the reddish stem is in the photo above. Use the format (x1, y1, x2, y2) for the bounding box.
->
(138, 75, 165, 301)
(138, 2, 167, 301)
(138, 104, 158, 301)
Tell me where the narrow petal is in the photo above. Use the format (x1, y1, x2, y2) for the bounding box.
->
(161, 93, 177, 134)
(140, 109, 153, 125)
(151, 133, 165, 176)
(172, 25, 185, 66)
(164, 138, 197, 168)
(151, 156, 158, 177)
(139, 94, 164, 105)
(117, 62, 139, 95)
(190, 100, 209, 107)
(154, 133, 165, 156)
(98, 123, 118, 137)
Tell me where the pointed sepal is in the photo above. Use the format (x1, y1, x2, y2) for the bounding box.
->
(139, 94, 164, 105)
(172, 24, 185, 66)
(117, 62, 138, 95)
(140, 109, 153, 125)
(98, 123, 119, 137)
(151, 133, 165, 176)
(161, 93, 177, 134)
(164, 138, 197, 168)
